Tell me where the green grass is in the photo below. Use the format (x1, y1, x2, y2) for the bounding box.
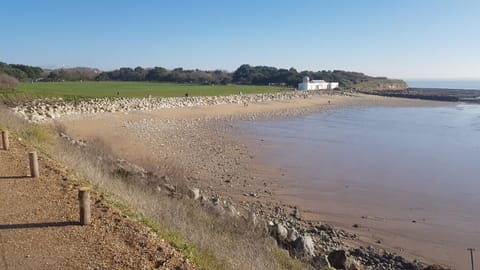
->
(1, 81, 282, 102)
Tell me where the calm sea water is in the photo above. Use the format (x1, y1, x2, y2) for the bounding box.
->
(244, 104, 480, 199)
(406, 80, 480, 90)
(240, 103, 480, 267)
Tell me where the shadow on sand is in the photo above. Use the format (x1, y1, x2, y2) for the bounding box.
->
(0, 221, 80, 230)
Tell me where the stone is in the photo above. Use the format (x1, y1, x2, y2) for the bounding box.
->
(212, 204, 226, 216)
(226, 204, 239, 217)
(293, 207, 301, 220)
(294, 234, 315, 257)
(311, 255, 332, 269)
(188, 187, 200, 200)
(163, 184, 176, 193)
(250, 212, 257, 226)
(274, 223, 288, 242)
(328, 250, 347, 269)
(287, 227, 299, 242)
(346, 259, 364, 270)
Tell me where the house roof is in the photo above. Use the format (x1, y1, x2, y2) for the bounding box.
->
(311, 80, 327, 83)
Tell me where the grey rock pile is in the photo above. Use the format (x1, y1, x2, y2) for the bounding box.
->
(13, 90, 328, 122)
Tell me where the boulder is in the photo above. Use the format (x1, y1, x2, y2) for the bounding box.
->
(294, 234, 315, 257)
(287, 227, 299, 242)
(328, 250, 347, 269)
(274, 223, 288, 242)
(311, 255, 332, 269)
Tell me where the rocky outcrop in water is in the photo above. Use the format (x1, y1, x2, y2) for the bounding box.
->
(360, 88, 480, 103)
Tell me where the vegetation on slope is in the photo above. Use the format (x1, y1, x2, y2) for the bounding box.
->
(0, 61, 43, 80)
(1, 61, 406, 91)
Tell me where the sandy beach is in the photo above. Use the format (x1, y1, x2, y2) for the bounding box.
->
(56, 93, 460, 268)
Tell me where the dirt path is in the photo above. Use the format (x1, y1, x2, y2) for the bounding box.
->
(0, 136, 196, 269)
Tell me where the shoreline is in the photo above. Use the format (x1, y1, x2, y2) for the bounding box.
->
(55, 93, 452, 269)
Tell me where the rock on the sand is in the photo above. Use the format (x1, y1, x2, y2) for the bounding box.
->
(294, 234, 315, 257)
(328, 250, 347, 269)
(188, 187, 200, 200)
(275, 223, 288, 242)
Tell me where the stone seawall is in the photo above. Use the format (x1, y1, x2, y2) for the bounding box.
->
(12, 90, 330, 123)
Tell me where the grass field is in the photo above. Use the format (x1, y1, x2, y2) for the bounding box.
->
(0, 81, 284, 103)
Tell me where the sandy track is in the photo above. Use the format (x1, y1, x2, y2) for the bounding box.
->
(0, 136, 195, 269)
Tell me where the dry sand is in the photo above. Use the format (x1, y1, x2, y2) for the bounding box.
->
(57, 93, 458, 268)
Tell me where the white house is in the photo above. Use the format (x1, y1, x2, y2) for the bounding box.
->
(297, 76, 339, 91)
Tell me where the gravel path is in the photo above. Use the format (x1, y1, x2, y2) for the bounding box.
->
(0, 135, 196, 270)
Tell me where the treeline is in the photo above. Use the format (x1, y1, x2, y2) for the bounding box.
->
(0, 62, 43, 80)
(0, 62, 103, 82)
(1, 61, 394, 89)
(96, 64, 386, 87)
(231, 64, 386, 87)
(96, 67, 232, 84)
(45, 67, 100, 81)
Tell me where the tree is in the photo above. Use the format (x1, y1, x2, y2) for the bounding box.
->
(145, 67, 168, 81)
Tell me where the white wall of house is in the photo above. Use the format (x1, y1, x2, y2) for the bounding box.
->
(298, 76, 339, 90)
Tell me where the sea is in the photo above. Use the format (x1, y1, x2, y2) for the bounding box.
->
(406, 79, 480, 90)
(238, 84, 480, 268)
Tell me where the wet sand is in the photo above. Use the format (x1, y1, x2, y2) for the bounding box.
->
(241, 104, 480, 270)
(56, 93, 462, 268)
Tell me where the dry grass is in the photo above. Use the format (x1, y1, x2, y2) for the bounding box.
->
(52, 136, 308, 270)
(0, 74, 19, 90)
(0, 104, 54, 148)
(0, 106, 308, 270)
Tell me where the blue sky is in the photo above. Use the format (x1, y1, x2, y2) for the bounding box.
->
(1, 0, 479, 79)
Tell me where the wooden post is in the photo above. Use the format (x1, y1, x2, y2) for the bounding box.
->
(1, 130, 9, 150)
(468, 248, 476, 270)
(29, 152, 39, 178)
(78, 187, 91, 225)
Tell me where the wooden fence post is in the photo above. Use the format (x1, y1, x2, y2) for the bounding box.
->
(78, 187, 91, 225)
(29, 152, 39, 178)
(1, 130, 9, 150)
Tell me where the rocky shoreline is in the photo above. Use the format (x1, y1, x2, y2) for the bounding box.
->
(58, 115, 450, 270)
(12, 90, 335, 122)
(103, 145, 446, 270)
(26, 92, 452, 270)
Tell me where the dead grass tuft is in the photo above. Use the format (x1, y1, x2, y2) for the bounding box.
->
(0, 74, 18, 90)
(0, 104, 54, 148)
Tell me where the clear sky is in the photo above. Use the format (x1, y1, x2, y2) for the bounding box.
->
(1, 0, 479, 79)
